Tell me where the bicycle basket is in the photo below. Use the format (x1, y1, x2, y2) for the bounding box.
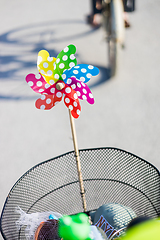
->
(0, 147, 160, 240)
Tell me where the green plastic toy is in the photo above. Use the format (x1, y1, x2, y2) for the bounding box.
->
(58, 213, 91, 240)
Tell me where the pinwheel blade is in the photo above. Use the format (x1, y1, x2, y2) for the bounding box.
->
(35, 94, 62, 110)
(62, 64, 99, 83)
(66, 77, 94, 104)
(37, 50, 57, 84)
(63, 86, 81, 119)
(25, 73, 49, 94)
(54, 44, 77, 80)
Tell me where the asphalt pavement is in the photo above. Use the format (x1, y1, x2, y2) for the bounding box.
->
(1, 0, 160, 239)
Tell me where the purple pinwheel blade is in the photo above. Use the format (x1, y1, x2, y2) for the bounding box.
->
(66, 77, 94, 104)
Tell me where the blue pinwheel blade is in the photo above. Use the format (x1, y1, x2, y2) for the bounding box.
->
(62, 64, 99, 83)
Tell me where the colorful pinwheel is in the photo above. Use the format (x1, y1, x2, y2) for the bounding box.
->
(25, 44, 99, 118)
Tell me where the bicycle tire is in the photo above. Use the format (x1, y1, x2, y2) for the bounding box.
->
(103, 0, 125, 77)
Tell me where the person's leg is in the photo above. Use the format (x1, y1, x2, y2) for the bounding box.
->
(122, 0, 131, 28)
(86, 0, 102, 27)
(92, 0, 102, 27)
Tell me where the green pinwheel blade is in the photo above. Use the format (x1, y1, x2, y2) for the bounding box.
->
(54, 44, 77, 80)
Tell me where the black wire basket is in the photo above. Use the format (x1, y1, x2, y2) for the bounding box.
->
(0, 147, 160, 240)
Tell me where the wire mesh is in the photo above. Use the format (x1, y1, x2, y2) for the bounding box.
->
(0, 148, 160, 240)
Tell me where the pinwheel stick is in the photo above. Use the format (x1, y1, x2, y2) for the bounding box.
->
(68, 109, 87, 213)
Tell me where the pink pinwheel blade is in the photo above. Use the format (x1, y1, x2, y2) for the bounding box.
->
(26, 73, 51, 94)
(66, 77, 94, 104)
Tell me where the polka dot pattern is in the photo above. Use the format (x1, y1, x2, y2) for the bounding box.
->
(35, 89, 63, 110)
(62, 55, 68, 61)
(66, 77, 95, 104)
(25, 73, 48, 94)
(33, 78, 81, 118)
(35, 74, 41, 79)
(64, 89, 81, 119)
(35, 95, 54, 110)
(63, 64, 99, 84)
(37, 50, 57, 84)
(54, 44, 77, 79)
(69, 62, 75, 68)
(43, 62, 48, 68)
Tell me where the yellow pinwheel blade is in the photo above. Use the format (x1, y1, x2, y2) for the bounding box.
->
(37, 50, 57, 84)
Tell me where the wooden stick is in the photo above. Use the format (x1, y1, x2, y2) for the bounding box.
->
(68, 109, 87, 212)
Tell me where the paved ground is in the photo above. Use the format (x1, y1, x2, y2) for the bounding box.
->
(0, 0, 160, 238)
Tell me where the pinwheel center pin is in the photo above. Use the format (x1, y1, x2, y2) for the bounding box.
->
(56, 82, 65, 90)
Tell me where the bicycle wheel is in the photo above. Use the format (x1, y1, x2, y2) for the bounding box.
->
(102, 0, 125, 77)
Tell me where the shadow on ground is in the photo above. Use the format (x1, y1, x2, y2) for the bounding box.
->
(0, 19, 111, 100)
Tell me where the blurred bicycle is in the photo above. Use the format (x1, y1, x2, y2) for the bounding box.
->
(87, 0, 135, 77)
